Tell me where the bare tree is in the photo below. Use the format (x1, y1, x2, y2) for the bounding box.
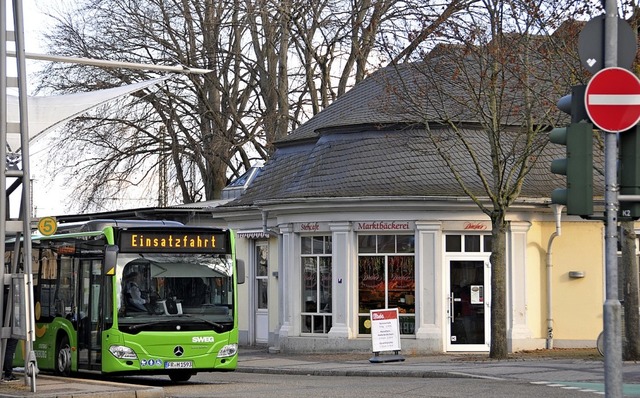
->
(376, 0, 598, 358)
(38, 0, 262, 209)
(246, 0, 291, 152)
(35, 0, 448, 212)
(274, 0, 449, 133)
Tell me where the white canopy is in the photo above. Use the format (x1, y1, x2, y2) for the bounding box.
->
(6, 76, 171, 151)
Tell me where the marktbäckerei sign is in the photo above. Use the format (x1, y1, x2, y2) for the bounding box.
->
(370, 308, 401, 353)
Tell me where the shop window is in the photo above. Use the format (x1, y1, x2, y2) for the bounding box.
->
(358, 235, 377, 253)
(465, 235, 480, 252)
(446, 235, 461, 252)
(301, 236, 332, 334)
(484, 235, 492, 252)
(446, 234, 491, 253)
(358, 234, 415, 335)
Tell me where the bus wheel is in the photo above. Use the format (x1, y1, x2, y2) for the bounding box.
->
(55, 335, 72, 376)
(168, 371, 192, 382)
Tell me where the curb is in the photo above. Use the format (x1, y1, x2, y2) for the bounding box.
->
(236, 366, 478, 379)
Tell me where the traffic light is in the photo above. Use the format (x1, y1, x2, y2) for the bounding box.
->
(550, 85, 594, 216)
(619, 125, 640, 219)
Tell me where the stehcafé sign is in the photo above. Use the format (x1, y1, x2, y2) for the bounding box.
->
(294, 222, 329, 233)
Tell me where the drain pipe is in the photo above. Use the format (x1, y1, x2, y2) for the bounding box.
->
(262, 210, 269, 234)
(546, 204, 563, 349)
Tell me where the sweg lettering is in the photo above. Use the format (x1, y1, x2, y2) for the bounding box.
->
(300, 223, 320, 231)
(192, 336, 215, 343)
(464, 222, 487, 230)
(130, 234, 216, 249)
(357, 222, 410, 230)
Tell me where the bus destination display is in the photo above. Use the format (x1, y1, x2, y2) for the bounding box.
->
(119, 230, 228, 253)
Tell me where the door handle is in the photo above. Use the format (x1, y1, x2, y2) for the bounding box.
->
(449, 292, 455, 323)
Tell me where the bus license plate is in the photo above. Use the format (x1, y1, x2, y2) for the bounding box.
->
(165, 361, 193, 369)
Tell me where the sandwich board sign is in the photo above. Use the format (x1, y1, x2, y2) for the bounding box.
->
(369, 308, 404, 363)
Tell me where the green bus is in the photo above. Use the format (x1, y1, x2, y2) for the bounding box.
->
(9, 219, 243, 382)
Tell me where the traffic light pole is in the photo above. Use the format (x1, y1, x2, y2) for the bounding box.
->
(603, 1, 623, 397)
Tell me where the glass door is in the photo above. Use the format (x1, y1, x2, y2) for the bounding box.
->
(447, 260, 490, 351)
(254, 242, 269, 344)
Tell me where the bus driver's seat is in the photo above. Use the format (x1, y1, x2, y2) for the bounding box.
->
(159, 298, 182, 315)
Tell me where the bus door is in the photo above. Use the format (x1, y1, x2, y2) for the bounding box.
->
(76, 259, 103, 370)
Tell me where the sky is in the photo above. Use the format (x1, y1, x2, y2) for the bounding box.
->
(5, 0, 83, 217)
(17, 1, 210, 218)
(19, 1, 66, 217)
(11, 1, 154, 218)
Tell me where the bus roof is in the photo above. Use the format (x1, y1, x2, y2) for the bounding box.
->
(57, 219, 184, 233)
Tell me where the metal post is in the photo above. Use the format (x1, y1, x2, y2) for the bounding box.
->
(0, 0, 8, 382)
(603, 1, 623, 397)
(13, 0, 36, 391)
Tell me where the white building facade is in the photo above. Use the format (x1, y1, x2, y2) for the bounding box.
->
(222, 196, 582, 354)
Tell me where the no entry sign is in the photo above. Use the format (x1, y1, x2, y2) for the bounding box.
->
(585, 67, 640, 133)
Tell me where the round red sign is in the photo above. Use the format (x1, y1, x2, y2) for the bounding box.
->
(584, 67, 640, 133)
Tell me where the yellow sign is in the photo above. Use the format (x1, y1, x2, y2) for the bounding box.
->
(37, 217, 57, 236)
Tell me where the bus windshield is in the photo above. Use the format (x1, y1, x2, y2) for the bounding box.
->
(117, 252, 235, 329)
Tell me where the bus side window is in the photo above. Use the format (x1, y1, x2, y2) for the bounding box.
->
(56, 255, 75, 319)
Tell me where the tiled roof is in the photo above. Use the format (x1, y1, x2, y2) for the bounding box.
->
(224, 27, 604, 208)
(227, 125, 604, 206)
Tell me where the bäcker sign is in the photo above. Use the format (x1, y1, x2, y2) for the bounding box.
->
(464, 222, 488, 230)
(443, 221, 491, 231)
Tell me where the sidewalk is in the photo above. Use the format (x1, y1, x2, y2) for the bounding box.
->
(236, 347, 640, 396)
(0, 348, 639, 397)
(237, 347, 639, 382)
(0, 373, 164, 397)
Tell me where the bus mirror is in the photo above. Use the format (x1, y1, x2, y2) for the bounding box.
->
(236, 259, 245, 284)
(104, 245, 118, 275)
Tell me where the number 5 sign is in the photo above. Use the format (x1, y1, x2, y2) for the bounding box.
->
(37, 216, 58, 236)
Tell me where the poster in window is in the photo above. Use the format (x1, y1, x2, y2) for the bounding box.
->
(470, 285, 483, 304)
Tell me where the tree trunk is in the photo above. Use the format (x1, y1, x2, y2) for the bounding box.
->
(621, 220, 640, 360)
(489, 212, 508, 358)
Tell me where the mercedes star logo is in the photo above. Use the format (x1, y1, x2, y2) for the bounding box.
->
(174, 346, 184, 357)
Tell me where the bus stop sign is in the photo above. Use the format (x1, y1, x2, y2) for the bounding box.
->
(585, 67, 640, 133)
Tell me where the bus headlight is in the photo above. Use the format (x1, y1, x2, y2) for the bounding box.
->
(217, 343, 238, 358)
(109, 345, 138, 360)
